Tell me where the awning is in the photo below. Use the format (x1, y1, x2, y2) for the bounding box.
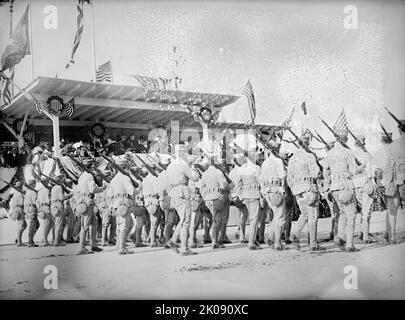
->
(1, 77, 240, 129)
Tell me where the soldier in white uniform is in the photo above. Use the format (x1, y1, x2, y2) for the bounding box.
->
(287, 132, 321, 251)
(352, 135, 375, 243)
(9, 182, 27, 246)
(260, 142, 287, 250)
(36, 182, 53, 246)
(188, 158, 204, 249)
(97, 170, 116, 246)
(377, 122, 405, 244)
(51, 175, 72, 246)
(75, 158, 105, 255)
(232, 140, 262, 250)
(165, 144, 200, 255)
(24, 180, 39, 247)
(108, 157, 135, 254)
(323, 130, 358, 252)
(229, 154, 249, 244)
(199, 155, 231, 249)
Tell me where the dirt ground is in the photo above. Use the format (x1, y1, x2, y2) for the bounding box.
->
(1, 211, 405, 300)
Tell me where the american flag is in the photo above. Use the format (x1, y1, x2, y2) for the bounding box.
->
(276, 107, 295, 139)
(333, 108, 348, 131)
(241, 80, 256, 124)
(131, 75, 172, 90)
(96, 60, 112, 83)
(0, 73, 12, 106)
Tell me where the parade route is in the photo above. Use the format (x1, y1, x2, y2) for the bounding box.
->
(1, 212, 405, 300)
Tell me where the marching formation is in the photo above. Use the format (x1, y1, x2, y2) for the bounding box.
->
(4, 114, 405, 257)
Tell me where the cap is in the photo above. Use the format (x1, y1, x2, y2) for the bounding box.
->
(73, 141, 84, 149)
(32, 146, 43, 155)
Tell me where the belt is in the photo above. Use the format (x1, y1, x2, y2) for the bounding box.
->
(293, 177, 316, 183)
(52, 199, 62, 203)
(143, 193, 158, 198)
(27, 204, 36, 207)
(264, 179, 282, 187)
(241, 183, 260, 190)
(205, 187, 222, 193)
(77, 192, 94, 198)
(111, 193, 131, 200)
(39, 203, 50, 207)
(331, 173, 350, 180)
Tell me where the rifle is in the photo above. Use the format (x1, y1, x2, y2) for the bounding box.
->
(66, 154, 104, 187)
(129, 167, 145, 182)
(314, 130, 332, 151)
(385, 106, 405, 132)
(286, 128, 323, 170)
(40, 173, 71, 194)
(347, 127, 368, 153)
(379, 121, 393, 144)
(23, 183, 38, 193)
(31, 168, 52, 191)
(134, 153, 159, 177)
(54, 157, 78, 184)
(152, 153, 170, 170)
(197, 147, 233, 184)
(318, 116, 362, 166)
(0, 178, 25, 195)
(256, 130, 288, 167)
(101, 155, 140, 188)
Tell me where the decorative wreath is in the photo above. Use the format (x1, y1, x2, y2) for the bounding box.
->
(90, 122, 107, 139)
(45, 95, 65, 116)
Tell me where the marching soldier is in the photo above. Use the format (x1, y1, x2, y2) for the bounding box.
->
(199, 154, 230, 249)
(108, 157, 135, 254)
(143, 165, 164, 247)
(97, 170, 116, 246)
(323, 129, 358, 252)
(75, 158, 105, 255)
(51, 175, 72, 246)
(189, 156, 204, 249)
(165, 144, 200, 255)
(352, 134, 375, 243)
(229, 154, 249, 244)
(260, 141, 287, 250)
(376, 125, 404, 244)
(36, 181, 53, 246)
(287, 131, 321, 251)
(64, 179, 77, 243)
(9, 182, 27, 246)
(24, 179, 39, 247)
(232, 137, 262, 251)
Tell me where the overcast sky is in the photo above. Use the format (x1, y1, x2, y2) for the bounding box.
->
(1, 0, 404, 153)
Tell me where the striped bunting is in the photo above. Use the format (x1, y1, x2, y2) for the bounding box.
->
(65, 98, 75, 118)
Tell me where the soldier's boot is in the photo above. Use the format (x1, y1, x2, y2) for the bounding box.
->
(16, 229, 25, 247)
(212, 222, 221, 249)
(101, 226, 108, 246)
(135, 224, 147, 247)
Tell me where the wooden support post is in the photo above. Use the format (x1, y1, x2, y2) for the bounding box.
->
(52, 115, 61, 157)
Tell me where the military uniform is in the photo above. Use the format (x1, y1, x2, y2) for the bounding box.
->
(96, 184, 115, 246)
(9, 187, 27, 246)
(352, 137, 375, 243)
(287, 136, 320, 250)
(75, 167, 105, 254)
(165, 145, 200, 255)
(109, 169, 135, 254)
(143, 171, 163, 246)
(199, 164, 229, 248)
(24, 182, 39, 247)
(260, 152, 287, 249)
(377, 132, 405, 243)
(229, 165, 248, 243)
(323, 131, 358, 251)
(188, 178, 204, 248)
(233, 158, 262, 250)
(36, 183, 53, 246)
(51, 183, 68, 246)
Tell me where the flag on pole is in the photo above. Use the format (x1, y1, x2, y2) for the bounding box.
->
(301, 101, 307, 115)
(277, 107, 295, 139)
(1, 5, 31, 72)
(333, 108, 348, 131)
(0, 69, 13, 106)
(241, 80, 256, 124)
(131, 75, 172, 90)
(96, 60, 112, 83)
(65, 0, 90, 69)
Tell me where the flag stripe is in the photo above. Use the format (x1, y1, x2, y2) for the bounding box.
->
(241, 80, 256, 124)
(96, 60, 112, 83)
(333, 108, 348, 131)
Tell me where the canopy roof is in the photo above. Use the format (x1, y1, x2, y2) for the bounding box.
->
(1, 77, 240, 129)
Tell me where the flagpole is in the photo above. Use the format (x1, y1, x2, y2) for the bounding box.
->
(90, 0, 97, 82)
(28, 0, 35, 80)
(9, 0, 14, 97)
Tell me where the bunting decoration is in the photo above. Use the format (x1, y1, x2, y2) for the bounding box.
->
(65, 0, 90, 69)
(65, 98, 75, 118)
